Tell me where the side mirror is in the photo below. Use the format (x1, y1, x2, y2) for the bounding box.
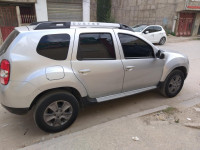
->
(144, 31, 149, 34)
(156, 50, 165, 59)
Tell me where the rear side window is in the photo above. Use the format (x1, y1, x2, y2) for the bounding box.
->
(77, 33, 116, 60)
(0, 30, 19, 56)
(118, 33, 154, 59)
(37, 34, 70, 60)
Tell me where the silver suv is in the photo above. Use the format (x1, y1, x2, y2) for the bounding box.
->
(0, 22, 189, 133)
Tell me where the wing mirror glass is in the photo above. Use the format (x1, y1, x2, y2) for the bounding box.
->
(156, 50, 165, 59)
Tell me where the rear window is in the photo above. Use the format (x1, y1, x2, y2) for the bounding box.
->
(77, 33, 116, 60)
(0, 30, 19, 56)
(37, 34, 70, 60)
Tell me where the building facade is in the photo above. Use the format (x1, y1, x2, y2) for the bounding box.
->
(0, 0, 91, 45)
(91, 0, 200, 36)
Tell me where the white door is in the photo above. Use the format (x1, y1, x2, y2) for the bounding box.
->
(153, 26, 164, 43)
(71, 29, 124, 98)
(115, 31, 164, 92)
(142, 26, 155, 43)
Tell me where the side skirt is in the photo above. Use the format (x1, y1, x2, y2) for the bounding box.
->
(96, 86, 157, 103)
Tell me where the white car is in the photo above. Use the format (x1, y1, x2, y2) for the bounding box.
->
(132, 25, 167, 45)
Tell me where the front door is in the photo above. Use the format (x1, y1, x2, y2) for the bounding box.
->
(142, 26, 155, 43)
(115, 31, 164, 92)
(71, 29, 124, 98)
(177, 13, 195, 36)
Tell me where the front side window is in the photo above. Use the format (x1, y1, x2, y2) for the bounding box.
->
(144, 26, 155, 33)
(77, 33, 116, 60)
(37, 34, 70, 60)
(118, 33, 154, 59)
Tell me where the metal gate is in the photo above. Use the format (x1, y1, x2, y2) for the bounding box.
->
(0, 6, 18, 41)
(177, 13, 195, 36)
(47, 0, 82, 22)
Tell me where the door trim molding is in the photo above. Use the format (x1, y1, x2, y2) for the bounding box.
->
(96, 86, 157, 102)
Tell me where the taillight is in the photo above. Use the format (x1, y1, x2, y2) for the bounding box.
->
(0, 59, 10, 85)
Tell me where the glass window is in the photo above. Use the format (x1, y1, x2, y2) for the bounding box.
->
(118, 33, 154, 59)
(37, 34, 70, 60)
(132, 25, 148, 32)
(144, 26, 155, 33)
(77, 33, 116, 60)
(154, 26, 162, 32)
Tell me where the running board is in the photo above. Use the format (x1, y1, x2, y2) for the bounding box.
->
(96, 86, 157, 102)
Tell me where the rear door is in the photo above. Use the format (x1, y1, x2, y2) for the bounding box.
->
(153, 26, 164, 43)
(71, 29, 124, 98)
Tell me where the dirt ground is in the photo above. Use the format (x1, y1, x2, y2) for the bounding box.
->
(142, 104, 200, 130)
(21, 104, 200, 150)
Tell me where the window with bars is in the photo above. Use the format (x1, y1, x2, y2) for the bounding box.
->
(19, 5, 36, 24)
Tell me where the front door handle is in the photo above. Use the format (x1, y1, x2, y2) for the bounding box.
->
(79, 69, 91, 74)
(125, 66, 135, 71)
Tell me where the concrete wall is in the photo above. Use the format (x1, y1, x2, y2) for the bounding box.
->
(83, 0, 90, 22)
(111, 0, 186, 31)
(192, 13, 200, 35)
(90, 0, 97, 22)
(35, 0, 48, 21)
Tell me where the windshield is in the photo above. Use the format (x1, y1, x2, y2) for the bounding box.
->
(0, 30, 19, 56)
(132, 25, 147, 32)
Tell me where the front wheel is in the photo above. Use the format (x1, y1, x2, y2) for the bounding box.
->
(159, 70, 185, 98)
(34, 90, 79, 133)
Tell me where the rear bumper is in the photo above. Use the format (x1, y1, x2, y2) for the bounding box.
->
(2, 104, 29, 115)
(0, 81, 41, 108)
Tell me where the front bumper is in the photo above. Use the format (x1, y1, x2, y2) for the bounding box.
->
(1, 104, 29, 115)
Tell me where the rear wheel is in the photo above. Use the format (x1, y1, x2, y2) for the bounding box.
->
(159, 37, 166, 45)
(159, 70, 184, 98)
(34, 90, 79, 133)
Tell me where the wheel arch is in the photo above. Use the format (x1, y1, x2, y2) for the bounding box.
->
(29, 87, 84, 110)
(160, 65, 188, 82)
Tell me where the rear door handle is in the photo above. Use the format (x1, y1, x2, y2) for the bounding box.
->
(79, 69, 91, 74)
(125, 66, 135, 71)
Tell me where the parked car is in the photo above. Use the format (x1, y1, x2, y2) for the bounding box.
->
(132, 24, 167, 45)
(0, 22, 189, 133)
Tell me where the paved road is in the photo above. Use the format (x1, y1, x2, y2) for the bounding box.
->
(0, 40, 200, 149)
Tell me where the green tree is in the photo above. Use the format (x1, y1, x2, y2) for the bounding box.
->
(97, 0, 112, 22)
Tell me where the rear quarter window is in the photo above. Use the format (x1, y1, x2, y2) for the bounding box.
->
(37, 34, 70, 60)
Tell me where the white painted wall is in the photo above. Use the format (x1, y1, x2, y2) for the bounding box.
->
(83, 0, 90, 22)
(35, 0, 48, 21)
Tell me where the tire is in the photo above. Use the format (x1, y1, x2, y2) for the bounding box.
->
(34, 90, 79, 133)
(159, 37, 166, 45)
(159, 70, 185, 98)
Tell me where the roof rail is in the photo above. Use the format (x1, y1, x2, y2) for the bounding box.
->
(30, 21, 52, 25)
(71, 22, 120, 28)
(34, 22, 71, 30)
(32, 21, 133, 31)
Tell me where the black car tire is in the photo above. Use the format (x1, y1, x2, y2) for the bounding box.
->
(34, 90, 79, 133)
(159, 70, 185, 98)
(159, 37, 166, 45)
